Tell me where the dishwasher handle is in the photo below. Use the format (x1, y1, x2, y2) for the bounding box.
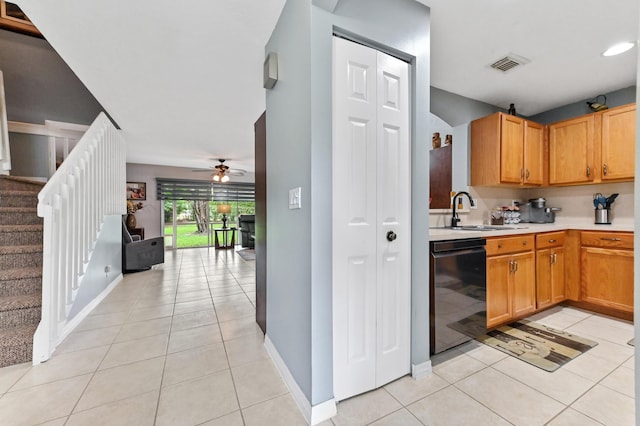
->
(431, 238, 486, 253)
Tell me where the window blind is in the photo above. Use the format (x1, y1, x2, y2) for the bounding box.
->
(156, 178, 255, 201)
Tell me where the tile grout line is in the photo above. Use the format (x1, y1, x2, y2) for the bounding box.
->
(376, 385, 428, 425)
(63, 273, 141, 423)
(152, 249, 183, 425)
(207, 249, 247, 425)
(445, 364, 517, 425)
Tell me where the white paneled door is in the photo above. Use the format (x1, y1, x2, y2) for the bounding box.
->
(332, 36, 411, 401)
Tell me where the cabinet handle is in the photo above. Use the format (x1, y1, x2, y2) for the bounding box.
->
(514, 260, 518, 272)
(522, 241, 527, 246)
(549, 239, 556, 243)
(603, 163, 608, 176)
(586, 165, 591, 177)
(526, 169, 530, 179)
(498, 244, 503, 249)
(509, 260, 514, 273)
(600, 237, 621, 241)
(550, 253, 555, 265)
(520, 169, 524, 179)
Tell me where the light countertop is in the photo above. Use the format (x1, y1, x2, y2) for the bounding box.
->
(429, 219, 634, 241)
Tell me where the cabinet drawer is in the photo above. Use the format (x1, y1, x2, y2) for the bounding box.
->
(581, 231, 633, 249)
(536, 231, 565, 249)
(486, 235, 534, 256)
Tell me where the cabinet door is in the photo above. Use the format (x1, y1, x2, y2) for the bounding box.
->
(511, 251, 536, 318)
(537, 247, 566, 310)
(549, 115, 595, 184)
(536, 248, 552, 309)
(551, 248, 566, 304)
(523, 121, 545, 185)
(487, 255, 512, 328)
(601, 104, 635, 181)
(500, 114, 525, 184)
(581, 247, 634, 312)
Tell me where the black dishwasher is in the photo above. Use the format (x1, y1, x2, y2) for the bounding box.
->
(430, 238, 487, 355)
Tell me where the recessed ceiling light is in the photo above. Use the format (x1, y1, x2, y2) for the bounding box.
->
(602, 41, 636, 57)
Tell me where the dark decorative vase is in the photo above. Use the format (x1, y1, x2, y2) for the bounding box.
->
(126, 213, 137, 230)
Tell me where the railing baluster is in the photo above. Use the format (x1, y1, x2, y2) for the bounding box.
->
(33, 113, 126, 364)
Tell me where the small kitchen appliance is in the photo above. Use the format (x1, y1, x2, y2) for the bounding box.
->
(518, 198, 561, 223)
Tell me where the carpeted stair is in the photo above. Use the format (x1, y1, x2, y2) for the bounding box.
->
(0, 176, 44, 367)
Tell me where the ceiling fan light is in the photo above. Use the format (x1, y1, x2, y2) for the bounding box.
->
(602, 41, 635, 57)
(213, 174, 220, 182)
(221, 175, 230, 183)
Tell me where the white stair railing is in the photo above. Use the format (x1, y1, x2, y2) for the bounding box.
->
(33, 112, 126, 364)
(0, 70, 11, 175)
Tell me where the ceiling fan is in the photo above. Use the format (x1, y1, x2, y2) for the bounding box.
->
(192, 159, 246, 182)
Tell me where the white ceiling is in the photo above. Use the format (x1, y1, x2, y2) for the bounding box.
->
(16, 0, 639, 173)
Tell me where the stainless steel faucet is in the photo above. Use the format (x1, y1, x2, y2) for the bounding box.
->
(451, 191, 476, 228)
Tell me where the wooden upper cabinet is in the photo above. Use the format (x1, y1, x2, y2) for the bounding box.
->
(500, 115, 525, 183)
(524, 121, 545, 185)
(601, 104, 636, 181)
(549, 103, 635, 185)
(471, 113, 545, 187)
(549, 115, 595, 185)
(472, 103, 634, 188)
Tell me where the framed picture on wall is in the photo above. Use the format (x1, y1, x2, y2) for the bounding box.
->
(0, 1, 42, 38)
(126, 182, 146, 200)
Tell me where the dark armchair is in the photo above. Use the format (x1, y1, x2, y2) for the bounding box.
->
(238, 214, 255, 248)
(122, 221, 165, 272)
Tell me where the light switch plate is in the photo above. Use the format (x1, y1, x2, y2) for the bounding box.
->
(289, 187, 302, 209)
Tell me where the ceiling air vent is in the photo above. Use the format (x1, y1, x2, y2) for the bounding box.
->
(489, 54, 530, 72)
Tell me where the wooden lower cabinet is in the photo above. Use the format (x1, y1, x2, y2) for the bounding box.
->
(536, 247, 565, 308)
(511, 251, 536, 318)
(486, 235, 535, 328)
(486, 255, 512, 327)
(536, 231, 566, 309)
(486, 230, 634, 327)
(581, 231, 634, 313)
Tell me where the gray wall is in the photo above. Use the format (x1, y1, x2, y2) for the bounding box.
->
(529, 86, 636, 124)
(67, 215, 123, 319)
(7, 132, 48, 176)
(0, 28, 104, 178)
(0, 29, 103, 124)
(265, 0, 314, 404)
(266, 0, 430, 406)
(431, 86, 502, 127)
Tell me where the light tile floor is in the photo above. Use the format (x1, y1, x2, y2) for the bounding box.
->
(0, 248, 635, 425)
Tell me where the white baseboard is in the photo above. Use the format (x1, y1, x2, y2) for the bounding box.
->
(309, 398, 337, 425)
(411, 359, 433, 379)
(264, 334, 337, 425)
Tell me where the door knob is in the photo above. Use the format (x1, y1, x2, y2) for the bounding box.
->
(386, 231, 397, 242)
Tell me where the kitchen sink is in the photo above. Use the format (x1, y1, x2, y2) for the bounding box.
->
(430, 225, 525, 231)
